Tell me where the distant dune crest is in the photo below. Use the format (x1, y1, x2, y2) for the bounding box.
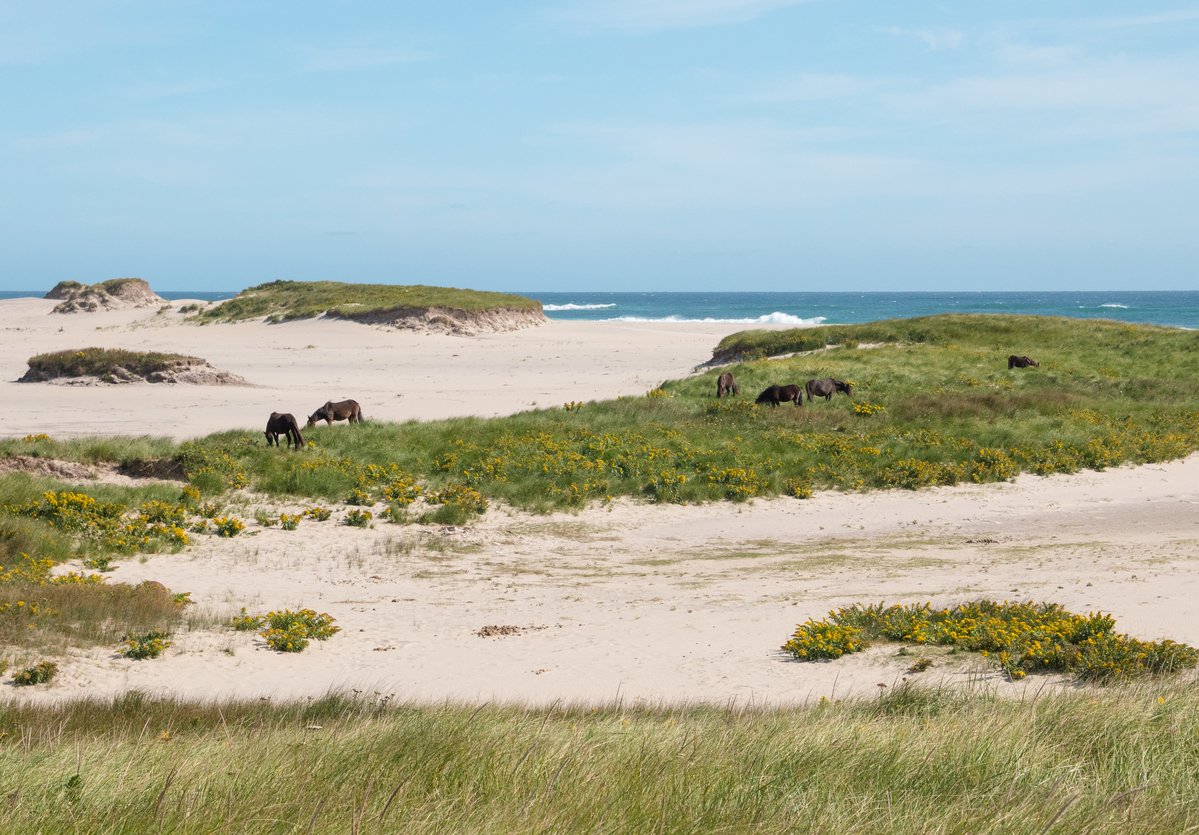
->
(46, 278, 166, 313)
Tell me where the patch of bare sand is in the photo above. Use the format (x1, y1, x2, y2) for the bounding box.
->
(9, 455, 1198, 706)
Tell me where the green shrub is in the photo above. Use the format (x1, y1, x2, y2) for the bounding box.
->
(120, 631, 172, 660)
(12, 660, 58, 686)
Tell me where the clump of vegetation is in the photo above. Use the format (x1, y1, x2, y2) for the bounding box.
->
(192, 280, 543, 325)
(230, 608, 339, 652)
(120, 631, 172, 660)
(343, 509, 372, 528)
(278, 513, 301, 530)
(212, 517, 245, 537)
(20, 348, 203, 382)
(11, 659, 58, 686)
(783, 601, 1199, 681)
(6, 491, 190, 555)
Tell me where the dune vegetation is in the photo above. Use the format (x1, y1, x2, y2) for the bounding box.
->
(191, 279, 544, 324)
(72, 313, 1199, 511)
(1, 683, 1198, 832)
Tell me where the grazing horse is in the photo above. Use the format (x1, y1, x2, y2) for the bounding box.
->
(755, 384, 803, 407)
(265, 412, 304, 450)
(805, 378, 853, 403)
(716, 372, 740, 398)
(307, 399, 364, 428)
(1008, 355, 1039, 369)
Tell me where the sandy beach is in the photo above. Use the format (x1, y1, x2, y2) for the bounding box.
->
(4, 298, 1199, 705)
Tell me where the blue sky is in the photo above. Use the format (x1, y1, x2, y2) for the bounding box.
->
(3, 1, 1198, 292)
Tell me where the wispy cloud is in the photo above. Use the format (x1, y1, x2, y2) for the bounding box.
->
(880, 26, 965, 51)
(549, 0, 817, 33)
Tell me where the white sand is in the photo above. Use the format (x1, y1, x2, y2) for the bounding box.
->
(3, 298, 1198, 705)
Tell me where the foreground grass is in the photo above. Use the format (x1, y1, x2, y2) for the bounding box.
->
(192, 280, 543, 324)
(0, 682, 1196, 833)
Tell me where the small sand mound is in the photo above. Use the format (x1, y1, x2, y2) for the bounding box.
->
(49, 278, 166, 313)
(19, 348, 248, 386)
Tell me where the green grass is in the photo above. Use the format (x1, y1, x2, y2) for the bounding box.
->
(21, 348, 202, 381)
(170, 314, 1199, 508)
(192, 280, 543, 324)
(12, 315, 1199, 513)
(0, 682, 1197, 832)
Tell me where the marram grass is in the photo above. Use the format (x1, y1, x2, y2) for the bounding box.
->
(1, 684, 1198, 833)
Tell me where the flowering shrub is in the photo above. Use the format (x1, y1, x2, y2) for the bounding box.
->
(279, 513, 301, 530)
(783, 601, 1199, 682)
(232, 608, 339, 652)
(7, 491, 189, 555)
(781, 619, 865, 660)
(344, 509, 372, 527)
(853, 402, 886, 417)
(430, 482, 488, 516)
(121, 631, 172, 659)
(12, 660, 58, 686)
(303, 506, 331, 521)
(212, 516, 245, 537)
(705, 466, 767, 501)
(22, 433, 51, 442)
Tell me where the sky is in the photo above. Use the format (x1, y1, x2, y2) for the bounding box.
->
(2, 1, 1198, 292)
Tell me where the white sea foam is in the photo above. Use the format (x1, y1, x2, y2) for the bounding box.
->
(542, 302, 618, 311)
(609, 312, 825, 326)
(1099, 303, 1130, 309)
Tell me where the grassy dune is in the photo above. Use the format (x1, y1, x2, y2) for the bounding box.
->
(192, 280, 543, 324)
(1, 683, 1197, 832)
(166, 314, 1199, 509)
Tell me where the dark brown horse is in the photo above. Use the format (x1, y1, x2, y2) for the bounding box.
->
(716, 372, 739, 398)
(1008, 355, 1039, 369)
(265, 412, 304, 450)
(805, 378, 853, 402)
(306, 399, 364, 428)
(755, 384, 803, 406)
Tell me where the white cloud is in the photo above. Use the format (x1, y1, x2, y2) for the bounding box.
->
(550, 0, 816, 33)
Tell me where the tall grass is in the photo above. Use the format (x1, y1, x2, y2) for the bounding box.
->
(1, 682, 1197, 832)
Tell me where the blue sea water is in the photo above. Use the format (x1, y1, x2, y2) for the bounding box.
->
(5, 288, 1198, 329)
(522, 291, 1199, 330)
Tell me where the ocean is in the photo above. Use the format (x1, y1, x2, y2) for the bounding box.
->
(523, 291, 1199, 330)
(5, 289, 1198, 330)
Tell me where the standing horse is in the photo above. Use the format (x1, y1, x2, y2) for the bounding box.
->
(805, 378, 853, 403)
(265, 412, 304, 450)
(306, 399, 364, 428)
(716, 372, 740, 398)
(1008, 355, 1039, 369)
(755, 384, 803, 406)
